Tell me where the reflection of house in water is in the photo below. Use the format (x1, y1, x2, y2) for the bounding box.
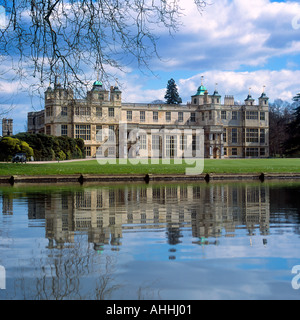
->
(41, 184, 270, 250)
(2, 194, 13, 215)
(191, 184, 270, 240)
(28, 195, 46, 220)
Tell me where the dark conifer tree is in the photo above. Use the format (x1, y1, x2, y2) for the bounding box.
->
(164, 79, 182, 105)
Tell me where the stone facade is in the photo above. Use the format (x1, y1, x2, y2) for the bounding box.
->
(2, 118, 13, 136)
(27, 80, 269, 159)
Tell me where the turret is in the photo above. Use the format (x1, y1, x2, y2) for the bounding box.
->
(88, 80, 109, 101)
(258, 86, 269, 107)
(244, 88, 255, 106)
(211, 83, 221, 104)
(191, 76, 206, 105)
(110, 82, 122, 104)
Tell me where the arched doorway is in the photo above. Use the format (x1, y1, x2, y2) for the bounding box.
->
(213, 147, 220, 159)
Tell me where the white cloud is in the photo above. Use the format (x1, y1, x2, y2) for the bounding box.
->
(116, 68, 300, 105)
(177, 69, 300, 103)
(152, 0, 300, 71)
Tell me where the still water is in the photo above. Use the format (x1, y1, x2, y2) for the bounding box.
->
(0, 181, 300, 300)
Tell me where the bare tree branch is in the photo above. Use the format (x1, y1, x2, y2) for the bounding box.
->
(0, 0, 207, 97)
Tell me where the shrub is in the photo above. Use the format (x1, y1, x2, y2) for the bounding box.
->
(0, 137, 34, 161)
(13, 133, 85, 161)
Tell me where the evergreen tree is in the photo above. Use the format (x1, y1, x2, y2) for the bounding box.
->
(284, 93, 300, 156)
(164, 79, 182, 105)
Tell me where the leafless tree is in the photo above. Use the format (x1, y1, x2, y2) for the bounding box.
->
(0, 0, 207, 96)
(269, 99, 294, 157)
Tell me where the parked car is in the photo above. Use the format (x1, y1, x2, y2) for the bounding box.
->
(12, 153, 27, 163)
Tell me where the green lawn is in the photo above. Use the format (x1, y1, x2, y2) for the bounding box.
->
(0, 158, 300, 176)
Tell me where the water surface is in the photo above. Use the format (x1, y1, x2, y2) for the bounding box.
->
(0, 181, 300, 300)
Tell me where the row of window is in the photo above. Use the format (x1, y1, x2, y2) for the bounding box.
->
(246, 111, 265, 121)
(221, 111, 266, 121)
(92, 146, 266, 158)
(126, 111, 196, 123)
(223, 128, 266, 144)
(63, 125, 267, 145)
(225, 148, 266, 157)
(47, 107, 266, 123)
(94, 134, 199, 154)
(46, 106, 115, 118)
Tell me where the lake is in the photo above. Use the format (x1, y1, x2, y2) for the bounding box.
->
(0, 181, 300, 300)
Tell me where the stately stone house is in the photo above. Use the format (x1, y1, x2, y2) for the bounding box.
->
(27, 79, 269, 159)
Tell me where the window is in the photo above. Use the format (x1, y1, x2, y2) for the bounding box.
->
(246, 129, 259, 143)
(85, 146, 91, 157)
(75, 106, 91, 116)
(127, 111, 132, 121)
(96, 125, 102, 141)
(46, 125, 51, 135)
(166, 135, 177, 157)
(202, 112, 205, 121)
(153, 111, 158, 122)
(46, 107, 53, 117)
(96, 107, 102, 117)
(75, 125, 91, 141)
(221, 111, 227, 120)
(231, 128, 238, 143)
(166, 112, 171, 122)
(109, 125, 115, 142)
(108, 147, 116, 156)
(109, 108, 114, 117)
(190, 112, 196, 122)
(152, 135, 160, 150)
(232, 148, 238, 156)
(260, 112, 265, 121)
(260, 129, 265, 143)
(260, 148, 265, 156)
(61, 107, 67, 116)
(209, 111, 212, 120)
(223, 128, 227, 143)
(246, 111, 258, 120)
(246, 148, 259, 157)
(180, 135, 187, 150)
(232, 111, 238, 120)
(140, 111, 145, 122)
(140, 135, 147, 150)
(178, 112, 183, 122)
(61, 125, 68, 136)
(96, 147, 103, 157)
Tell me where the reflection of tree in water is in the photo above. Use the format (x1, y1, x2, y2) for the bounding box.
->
(166, 226, 182, 245)
(15, 236, 122, 300)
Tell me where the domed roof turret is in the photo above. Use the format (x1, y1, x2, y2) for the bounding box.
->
(195, 85, 207, 96)
(92, 80, 104, 91)
(93, 80, 103, 86)
(194, 76, 207, 96)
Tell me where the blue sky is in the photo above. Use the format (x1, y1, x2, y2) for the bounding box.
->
(1, 0, 300, 133)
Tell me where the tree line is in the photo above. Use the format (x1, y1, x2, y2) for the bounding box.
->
(269, 94, 300, 157)
(0, 133, 85, 162)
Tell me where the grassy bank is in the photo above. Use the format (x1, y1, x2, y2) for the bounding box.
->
(0, 158, 299, 176)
